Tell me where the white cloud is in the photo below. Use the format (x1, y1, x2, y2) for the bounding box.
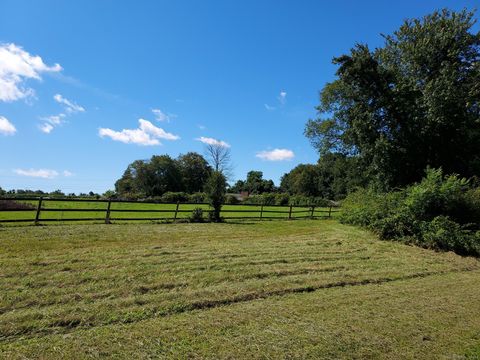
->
(0, 43, 62, 102)
(63, 170, 74, 177)
(198, 124, 206, 130)
(39, 94, 84, 134)
(0, 116, 16, 135)
(99, 118, 180, 146)
(14, 168, 59, 179)
(196, 136, 230, 148)
(41, 113, 66, 125)
(53, 94, 85, 113)
(278, 90, 287, 104)
(264, 103, 276, 111)
(38, 113, 66, 134)
(39, 123, 54, 133)
(152, 108, 176, 122)
(256, 148, 294, 161)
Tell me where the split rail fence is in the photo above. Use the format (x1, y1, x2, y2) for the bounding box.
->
(0, 197, 340, 225)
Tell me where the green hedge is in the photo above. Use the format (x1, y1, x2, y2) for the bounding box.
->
(340, 168, 480, 256)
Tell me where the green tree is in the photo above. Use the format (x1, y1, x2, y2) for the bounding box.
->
(142, 155, 183, 196)
(176, 152, 212, 193)
(115, 155, 183, 197)
(305, 9, 480, 189)
(205, 171, 226, 222)
(280, 164, 319, 197)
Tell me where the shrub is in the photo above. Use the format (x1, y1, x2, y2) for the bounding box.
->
(161, 192, 188, 203)
(244, 195, 263, 205)
(225, 194, 240, 205)
(420, 216, 479, 256)
(262, 193, 276, 205)
(275, 193, 290, 206)
(188, 192, 206, 204)
(340, 168, 480, 257)
(205, 171, 226, 222)
(189, 208, 204, 223)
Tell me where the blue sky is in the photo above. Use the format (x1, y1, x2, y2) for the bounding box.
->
(0, 0, 478, 193)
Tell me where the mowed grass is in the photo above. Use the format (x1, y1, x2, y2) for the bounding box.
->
(1, 220, 479, 359)
(0, 199, 338, 224)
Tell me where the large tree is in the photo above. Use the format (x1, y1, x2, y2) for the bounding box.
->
(230, 171, 276, 194)
(115, 155, 183, 197)
(176, 152, 212, 193)
(305, 9, 480, 189)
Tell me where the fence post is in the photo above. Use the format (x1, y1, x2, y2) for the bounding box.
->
(328, 206, 332, 218)
(260, 203, 264, 220)
(34, 197, 43, 225)
(311, 205, 315, 219)
(105, 200, 112, 224)
(173, 201, 180, 222)
(288, 204, 293, 220)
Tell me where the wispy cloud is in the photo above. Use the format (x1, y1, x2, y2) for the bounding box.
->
(256, 148, 294, 161)
(196, 136, 230, 148)
(14, 168, 59, 179)
(54, 94, 85, 113)
(99, 118, 180, 146)
(39, 94, 84, 134)
(0, 116, 16, 135)
(152, 108, 176, 122)
(39, 123, 54, 133)
(38, 113, 66, 133)
(40, 113, 66, 125)
(198, 124, 206, 130)
(278, 90, 287, 105)
(0, 43, 62, 102)
(264, 104, 276, 111)
(13, 168, 74, 178)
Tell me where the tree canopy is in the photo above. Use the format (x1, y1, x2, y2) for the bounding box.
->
(230, 171, 276, 194)
(305, 9, 480, 189)
(114, 152, 211, 197)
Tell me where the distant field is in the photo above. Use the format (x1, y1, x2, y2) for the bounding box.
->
(0, 198, 339, 224)
(1, 220, 479, 359)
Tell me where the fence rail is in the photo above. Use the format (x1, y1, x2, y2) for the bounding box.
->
(0, 197, 340, 225)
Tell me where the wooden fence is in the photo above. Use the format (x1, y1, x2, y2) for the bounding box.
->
(0, 197, 340, 225)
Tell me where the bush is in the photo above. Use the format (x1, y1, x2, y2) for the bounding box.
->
(244, 195, 263, 205)
(161, 192, 188, 203)
(275, 193, 290, 206)
(205, 171, 226, 222)
(188, 192, 206, 203)
(262, 193, 276, 205)
(189, 208, 204, 223)
(225, 194, 240, 205)
(340, 168, 480, 257)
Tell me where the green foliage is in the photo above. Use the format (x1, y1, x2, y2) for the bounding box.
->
(341, 168, 480, 256)
(160, 192, 189, 203)
(280, 154, 366, 200)
(275, 193, 290, 206)
(225, 194, 240, 205)
(205, 171, 226, 222)
(102, 190, 117, 199)
(230, 171, 276, 194)
(306, 9, 480, 188)
(177, 152, 212, 193)
(189, 208, 204, 223)
(188, 192, 207, 203)
(115, 153, 211, 197)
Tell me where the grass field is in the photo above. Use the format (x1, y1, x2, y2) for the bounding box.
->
(0, 199, 338, 224)
(1, 220, 479, 359)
